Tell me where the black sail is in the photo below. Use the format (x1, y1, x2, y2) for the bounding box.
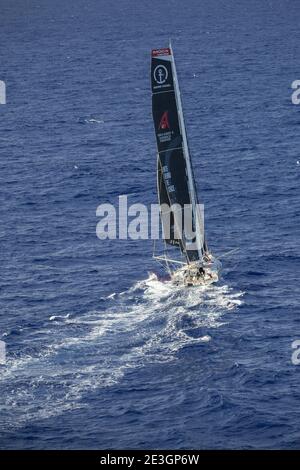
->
(151, 47, 202, 263)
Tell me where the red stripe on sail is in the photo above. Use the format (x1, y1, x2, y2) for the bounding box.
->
(151, 48, 171, 57)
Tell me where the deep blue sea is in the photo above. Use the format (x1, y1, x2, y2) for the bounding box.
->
(0, 0, 300, 450)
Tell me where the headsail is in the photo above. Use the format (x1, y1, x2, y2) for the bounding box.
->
(151, 46, 206, 263)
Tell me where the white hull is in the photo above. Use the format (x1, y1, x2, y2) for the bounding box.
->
(171, 257, 221, 287)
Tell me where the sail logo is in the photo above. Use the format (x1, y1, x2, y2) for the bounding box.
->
(152, 48, 171, 57)
(153, 65, 168, 85)
(157, 111, 172, 144)
(158, 111, 170, 130)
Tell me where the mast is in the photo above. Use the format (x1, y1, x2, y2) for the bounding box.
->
(169, 42, 204, 262)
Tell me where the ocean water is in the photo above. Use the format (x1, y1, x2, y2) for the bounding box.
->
(0, 0, 300, 449)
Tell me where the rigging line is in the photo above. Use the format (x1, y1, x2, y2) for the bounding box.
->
(216, 247, 240, 259)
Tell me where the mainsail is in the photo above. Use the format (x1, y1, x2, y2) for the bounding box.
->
(151, 46, 206, 264)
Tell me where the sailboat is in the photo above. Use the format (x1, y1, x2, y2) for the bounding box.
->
(151, 44, 221, 287)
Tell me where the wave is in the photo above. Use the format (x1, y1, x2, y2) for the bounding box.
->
(78, 117, 104, 125)
(0, 274, 243, 430)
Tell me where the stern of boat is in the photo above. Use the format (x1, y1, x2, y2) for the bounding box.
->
(171, 256, 221, 287)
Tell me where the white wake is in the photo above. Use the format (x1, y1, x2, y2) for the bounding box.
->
(0, 274, 243, 429)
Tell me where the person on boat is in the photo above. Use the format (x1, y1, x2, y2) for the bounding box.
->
(196, 267, 205, 279)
